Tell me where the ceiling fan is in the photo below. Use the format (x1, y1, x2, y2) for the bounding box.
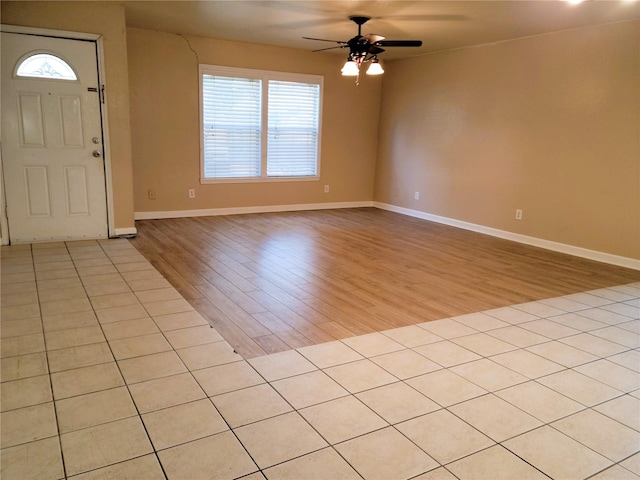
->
(303, 16, 422, 78)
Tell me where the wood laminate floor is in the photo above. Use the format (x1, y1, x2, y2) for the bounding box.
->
(130, 208, 640, 359)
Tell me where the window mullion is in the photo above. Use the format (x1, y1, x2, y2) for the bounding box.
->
(261, 78, 269, 179)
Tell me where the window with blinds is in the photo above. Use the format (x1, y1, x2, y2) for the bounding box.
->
(200, 65, 323, 183)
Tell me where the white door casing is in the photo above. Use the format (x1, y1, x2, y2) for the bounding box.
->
(1, 32, 108, 243)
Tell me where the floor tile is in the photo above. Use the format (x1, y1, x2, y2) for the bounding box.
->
(577, 308, 634, 326)
(299, 395, 387, 444)
(451, 312, 510, 332)
(549, 312, 609, 332)
(484, 306, 539, 324)
(90, 292, 139, 310)
(0, 352, 48, 381)
(249, 349, 318, 381)
(41, 310, 98, 332)
(341, 332, 405, 357)
(450, 358, 528, 392)
(503, 426, 612, 479)
(101, 317, 159, 340)
(324, 359, 398, 393)
(412, 341, 482, 367)
(1, 375, 52, 411)
(589, 464, 640, 480)
(47, 341, 113, 372)
(397, 409, 494, 464)
(369, 348, 441, 379)
(407, 368, 487, 407)
(44, 325, 105, 351)
(135, 287, 183, 304)
(490, 349, 564, 378)
(447, 445, 549, 480)
(152, 310, 209, 331)
(158, 431, 257, 480)
(518, 319, 581, 339)
(39, 298, 92, 317)
(0, 436, 64, 480)
(594, 394, 640, 431)
(95, 304, 149, 324)
(0, 402, 58, 448)
(1, 291, 38, 307)
(451, 333, 518, 357)
(263, 447, 361, 480)
(356, 381, 441, 424)
(177, 342, 242, 370)
(1, 333, 45, 358)
(235, 412, 328, 469)
(118, 351, 187, 384)
(513, 301, 566, 318)
(80, 273, 124, 286)
(109, 332, 172, 360)
(574, 359, 640, 392)
(1, 304, 41, 323)
(0, 318, 42, 338)
(495, 381, 584, 423)
(621, 453, 640, 476)
(192, 361, 265, 396)
(70, 454, 165, 480)
(61, 416, 153, 476)
(538, 369, 623, 406)
(51, 362, 124, 400)
(84, 281, 132, 297)
(163, 324, 224, 349)
(127, 277, 172, 291)
(562, 292, 614, 307)
(335, 427, 439, 480)
(526, 340, 598, 367)
(55, 386, 137, 433)
(552, 409, 640, 461)
(212, 383, 292, 427)
(37, 286, 86, 303)
(128, 372, 205, 413)
(449, 394, 543, 442)
(271, 370, 349, 409)
(419, 318, 478, 339)
(412, 467, 459, 480)
(297, 340, 364, 368)
(381, 324, 444, 348)
(539, 296, 595, 313)
(590, 326, 640, 348)
(143, 298, 194, 316)
(142, 398, 228, 450)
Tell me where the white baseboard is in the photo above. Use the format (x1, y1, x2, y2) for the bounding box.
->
(113, 227, 137, 237)
(374, 202, 640, 271)
(134, 201, 375, 220)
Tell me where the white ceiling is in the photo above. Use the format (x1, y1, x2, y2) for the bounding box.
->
(121, 1, 640, 60)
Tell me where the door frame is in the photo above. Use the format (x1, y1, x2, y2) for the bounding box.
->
(0, 24, 115, 245)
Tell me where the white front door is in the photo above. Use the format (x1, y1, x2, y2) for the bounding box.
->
(1, 32, 108, 243)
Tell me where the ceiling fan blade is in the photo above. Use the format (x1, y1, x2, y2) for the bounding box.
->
(302, 36, 345, 44)
(376, 40, 422, 47)
(362, 33, 385, 43)
(312, 45, 347, 52)
(377, 40, 423, 47)
(368, 46, 385, 55)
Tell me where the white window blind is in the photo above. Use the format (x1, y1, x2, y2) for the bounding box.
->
(200, 66, 323, 182)
(202, 74, 262, 178)
(267, 80, 320, 177)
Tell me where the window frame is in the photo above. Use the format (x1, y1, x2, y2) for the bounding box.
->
(199, 64, 323, 184)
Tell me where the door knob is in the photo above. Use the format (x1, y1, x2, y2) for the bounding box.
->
(92, 150, 102, 157)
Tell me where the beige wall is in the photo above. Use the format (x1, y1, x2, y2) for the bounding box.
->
(1, 1, 136, 231)
(127, 28, 380, 213)
(376, 20, 640, 259)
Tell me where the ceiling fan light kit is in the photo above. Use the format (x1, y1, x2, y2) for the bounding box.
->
(304, 15, 421, 84)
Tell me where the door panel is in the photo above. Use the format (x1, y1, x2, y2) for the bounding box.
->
(1, 32, 108, 243)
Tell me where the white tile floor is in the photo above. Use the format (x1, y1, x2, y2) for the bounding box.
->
(1, 239, 639, 480)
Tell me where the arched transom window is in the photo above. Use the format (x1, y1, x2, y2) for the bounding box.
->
(16, 53, 77, 81)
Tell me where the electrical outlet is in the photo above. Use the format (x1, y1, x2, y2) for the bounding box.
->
(188, 189, 195, 199)
(148, 189, 156, 200)
(414, 192, 420, 200)
(515, 209, 523, 220)
(324, 185, 330, 193)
